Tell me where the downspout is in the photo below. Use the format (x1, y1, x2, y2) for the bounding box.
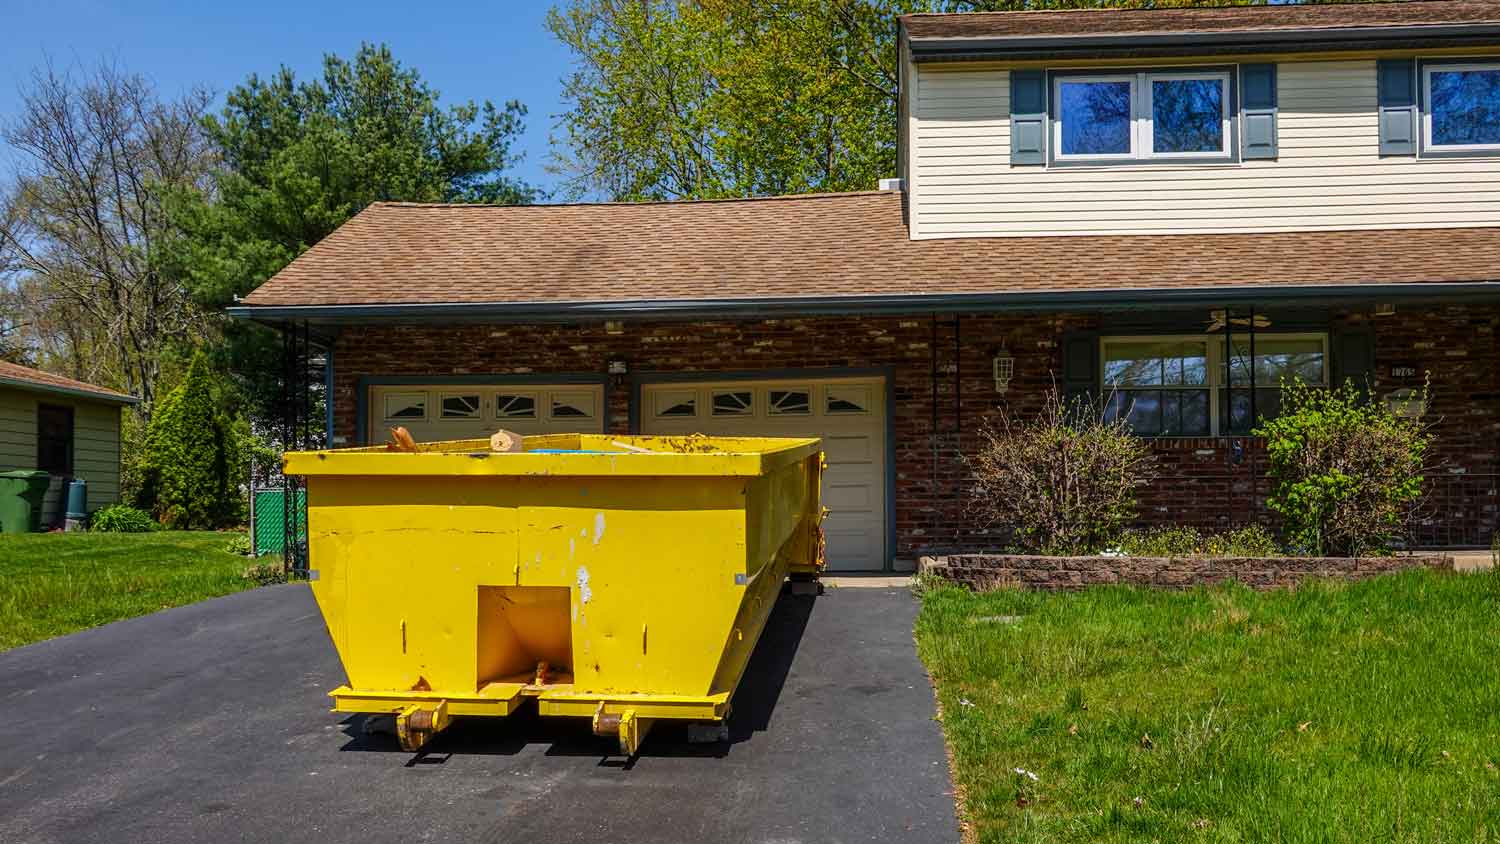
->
(931, 315, 939, 551)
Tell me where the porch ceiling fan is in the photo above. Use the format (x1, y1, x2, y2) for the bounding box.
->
(1204, 309, 1271, 333)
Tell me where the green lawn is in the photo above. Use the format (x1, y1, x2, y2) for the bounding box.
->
(916, 570, 1500, 843)
(0, 531, 260, 650)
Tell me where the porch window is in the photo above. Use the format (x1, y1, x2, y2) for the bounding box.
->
(1102, 339, 1211, 437)
(1223, 335, 1326, 433)
(1102, 333, 1326, 437)
(1053, 69, 1232, 163)
(1424, 62, 1500, 151)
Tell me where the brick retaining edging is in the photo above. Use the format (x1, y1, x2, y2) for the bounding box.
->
(918, 553, 1455, 591)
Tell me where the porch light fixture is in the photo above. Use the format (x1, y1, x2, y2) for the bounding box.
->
(992, 348, 1015, 395)
(1385, 387, 1426, 419)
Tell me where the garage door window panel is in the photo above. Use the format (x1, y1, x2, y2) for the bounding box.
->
(496, 394, 537, 419)
(653, 390, 697, 419)
(440, 394, 481, 419)
(383, 392, 427, 421)
(712, 390, 753, 417)
(550, 393, 596, 420)
(825, 386, 872, 415)
(768, 389, 811, 416)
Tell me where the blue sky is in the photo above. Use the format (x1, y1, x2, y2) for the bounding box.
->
(0, 0, 574, 195)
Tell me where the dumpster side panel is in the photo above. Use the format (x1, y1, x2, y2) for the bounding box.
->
(515, 476, 750, 697)
(307, 476, 521, 694)
(710, 454, 821, 697)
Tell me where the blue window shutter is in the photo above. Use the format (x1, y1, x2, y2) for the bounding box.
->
(1332, 325, 1376, 401)
(1060, 331, 1100, 413)
(1241, 64, 1278, 159)
(1010, 70, 1046, 165)
(1377, 59, 1417, 156)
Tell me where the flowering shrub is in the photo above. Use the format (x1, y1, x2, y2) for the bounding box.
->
(1256, 379, 1431, 557)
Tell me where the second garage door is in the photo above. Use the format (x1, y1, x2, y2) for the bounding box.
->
(367, 383, 605, 443)
(640, 376, 887, 571)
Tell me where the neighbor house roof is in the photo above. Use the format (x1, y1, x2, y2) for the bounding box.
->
(0, 361, 138, 405)
(903, 0, 1500, 61)
(232, 191, 1500, 321)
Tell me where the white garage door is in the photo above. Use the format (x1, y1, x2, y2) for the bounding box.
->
(641, 376, 887, 571)
(367, 383, 606, 443)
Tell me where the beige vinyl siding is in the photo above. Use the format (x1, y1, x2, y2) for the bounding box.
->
(0, 387, 123, 526)
(910, 59, 1500, 239)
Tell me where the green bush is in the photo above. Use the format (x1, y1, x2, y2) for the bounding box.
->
(223, 533, 252, 555)
(1204, 524, 1281, 557)
(969, 390, 1157, 555)
(1256, 379, 1431, 557)
(1117, 524, 1283, 557)
(137, 354, 241, 529)
(89, 504, 158, 533)
(1118, 526, 1203, 557)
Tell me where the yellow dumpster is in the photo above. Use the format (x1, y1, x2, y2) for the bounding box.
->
(283, 433, 824, 755)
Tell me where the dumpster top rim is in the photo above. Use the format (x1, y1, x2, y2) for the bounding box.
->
(282, 434, 823, 478)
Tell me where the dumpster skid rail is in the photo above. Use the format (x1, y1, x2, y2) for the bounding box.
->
(283, 434, 825, 755)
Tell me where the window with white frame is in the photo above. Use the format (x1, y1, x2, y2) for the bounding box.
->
(1053, 70, 1233, 163)
(1102, 334, 1327, 437)
(1423, 61, 1500, 152)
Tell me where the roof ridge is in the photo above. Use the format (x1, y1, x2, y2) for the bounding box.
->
(369, 190, 893, 211)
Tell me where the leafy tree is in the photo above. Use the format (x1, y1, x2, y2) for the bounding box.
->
(170, 43, 541, 423)
(548, 0, 1270, 200)
(139, 353, 240, 528)
(0, 63, 214, 408)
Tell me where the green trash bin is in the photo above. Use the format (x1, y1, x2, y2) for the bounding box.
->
(0, 470, 53, 534)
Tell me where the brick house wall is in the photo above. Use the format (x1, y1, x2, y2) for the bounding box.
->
(330, 304, 1500, 559)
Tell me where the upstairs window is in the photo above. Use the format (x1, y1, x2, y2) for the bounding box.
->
(1424, 62, 1500, 152)
(1053, 70, 1233, 163)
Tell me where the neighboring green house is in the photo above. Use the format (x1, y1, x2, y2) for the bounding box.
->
(0, 361, 138, 528)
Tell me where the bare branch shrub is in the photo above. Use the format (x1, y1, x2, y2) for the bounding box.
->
(968, 389, 1157, 555)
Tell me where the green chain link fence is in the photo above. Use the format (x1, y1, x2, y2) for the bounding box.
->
(252, 488, 306, 556)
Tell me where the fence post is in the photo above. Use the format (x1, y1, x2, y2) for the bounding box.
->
(248, 458, 257, 557)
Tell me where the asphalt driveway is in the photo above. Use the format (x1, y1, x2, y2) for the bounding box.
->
(0, 583, 957, 844)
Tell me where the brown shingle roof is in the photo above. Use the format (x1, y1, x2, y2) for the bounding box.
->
(0, 361, 137, 404)
(903, 0, 1500, 42)
(237, 192, 1500, 310)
